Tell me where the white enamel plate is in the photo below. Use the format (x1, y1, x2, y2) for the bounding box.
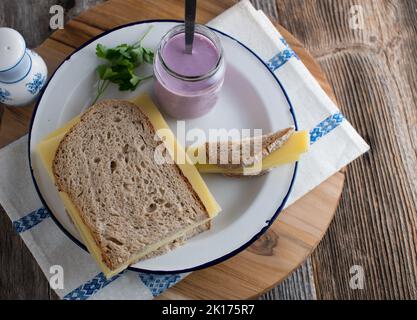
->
(29, 21, 298, 273)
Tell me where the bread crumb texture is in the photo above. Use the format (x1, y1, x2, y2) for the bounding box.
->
(53, 100, 209, 270)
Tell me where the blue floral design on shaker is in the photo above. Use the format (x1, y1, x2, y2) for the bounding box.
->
(0, 88, 12, 103)
(26, 72, 46, 95)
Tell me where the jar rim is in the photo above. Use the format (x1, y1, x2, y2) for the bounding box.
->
(157, 24, 224, 82)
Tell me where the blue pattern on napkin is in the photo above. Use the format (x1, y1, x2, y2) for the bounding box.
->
(279, 36, 289, 47)
(13, 208, 50, 233)
(310, 113, 345, 144)
(267, 36, 299, 71)
(63, 272, 122, 300)
(266, 37, 345, 143)
(267, 50, 297, 71)
(279, 36, 299, 60)
(139, 273, 182, 297)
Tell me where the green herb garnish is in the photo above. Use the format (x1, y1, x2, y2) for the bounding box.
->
(92, 26, 154, 104)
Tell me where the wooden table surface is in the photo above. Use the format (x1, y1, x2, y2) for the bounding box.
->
(1, 0, 416, 300)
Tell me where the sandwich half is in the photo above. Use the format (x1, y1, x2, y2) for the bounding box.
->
(37, 95, 220, 278)
(204, 127, 295, 168)
(187, 128, 309, 176)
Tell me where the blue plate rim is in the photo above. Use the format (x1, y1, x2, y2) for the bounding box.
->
(28, 19, 299, 274)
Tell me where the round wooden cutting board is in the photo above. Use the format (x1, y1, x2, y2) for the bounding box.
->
(30, 0, 344, 299)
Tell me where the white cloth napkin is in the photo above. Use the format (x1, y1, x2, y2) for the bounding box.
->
(0, 0, 369, 300)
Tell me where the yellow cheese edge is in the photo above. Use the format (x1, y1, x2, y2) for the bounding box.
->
(45, 115, 81, 140)
(132, 94, 221, 217)
(37, 133, 65, 179)
(193, 131, 309, 175)
(35, 94, 221, 278)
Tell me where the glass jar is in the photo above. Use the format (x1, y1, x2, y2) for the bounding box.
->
(153, 24, 225, 119)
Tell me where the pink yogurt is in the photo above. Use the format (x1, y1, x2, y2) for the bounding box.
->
(154, 24, 225, 119)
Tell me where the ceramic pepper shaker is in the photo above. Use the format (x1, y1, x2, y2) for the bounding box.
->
(0, 27, 48, 106)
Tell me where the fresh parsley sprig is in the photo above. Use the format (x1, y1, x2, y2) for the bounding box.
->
(92, 26, 154, 104)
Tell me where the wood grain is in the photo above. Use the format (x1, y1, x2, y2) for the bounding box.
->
(260, 259, 316, 300)
(273, 0, 417, 299)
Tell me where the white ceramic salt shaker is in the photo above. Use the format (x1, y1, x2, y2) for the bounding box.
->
(0, 28, 48, 106)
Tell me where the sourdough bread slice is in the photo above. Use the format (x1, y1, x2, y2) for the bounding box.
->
(52, 100, 211, 272)
(203, 127, 295, 169)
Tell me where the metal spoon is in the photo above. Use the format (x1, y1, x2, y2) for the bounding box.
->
(184, 0, 196, 54)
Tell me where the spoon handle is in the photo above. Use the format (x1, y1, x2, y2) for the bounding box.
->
(184, 0, 196, 54)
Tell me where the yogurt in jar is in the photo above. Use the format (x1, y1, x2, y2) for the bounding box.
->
(154, 24, 225, 119)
